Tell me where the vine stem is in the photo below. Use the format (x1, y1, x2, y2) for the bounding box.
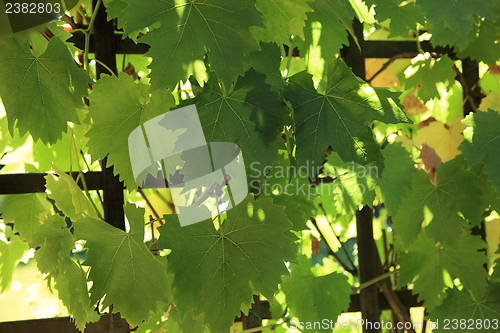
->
(70, 129, 104, 220)
(318, 204, 358, 275)
(93, 58, 116, 76)
(310, 217, 357, 276)
(351, 268, 398, 293)
(80, 150, 104, 206)
(137, 187, 163, 224)
(84, 0, 103, 74)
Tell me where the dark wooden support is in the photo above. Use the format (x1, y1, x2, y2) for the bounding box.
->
(92, 0, 118, 78)
(344, 18, 366, 79)
(92, 0, 125, 231)
(69, 31, 454, 59)
(345, 19, 381, 333)
(356, 206, 380, 333)
(461, 59, 488, 268)
(0, 313, 129, 333)
(0, 172, 102, 194)
(461, 58, 484, 116)
(241, 295, 266, 332)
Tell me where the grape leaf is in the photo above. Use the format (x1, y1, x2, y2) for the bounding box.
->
(251, 0, 313, 45)
(157, 195, 295, 333)
(393, 160, 484, 247)
(54, 258, 100, 330)
(318, 152, 378, 215)
(104, 0, 128, 29)
(31, 214, 98, 330)
(249, 42, 285, 93)
(479, 92, 500, 112)
(428, 283, 500, 332)
(404, 54, 455, 102)
(398, 230, 488, 311)
(414, 118, 467, 163)
(284, 59, 408, 178)
(458, 19, 500, 65)
(374, 0, 425, 38)
(0, 224, 29, 292)
(416, 0, 494, 36)
(0, 33, 91, 144)
(378, 142, 416, 216)
(455, 155, 500, 220)
(196, 68, 289, 181)
(85, 74, 176, 190)
(121, 0, 263, 89)
(31, 214, 74, 275)
(429, 20, 470, 51)
(281, 255, 351, 333)
(295, 0, 357, 61)
(462, 109, 500, 196)
(2, 193, 51, 243)
(253, 150, 315, 230)
(491, 245, 500, 282)
(45, 164, 99, 221)
(74, 203, 170, 326)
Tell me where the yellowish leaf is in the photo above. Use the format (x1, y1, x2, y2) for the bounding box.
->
(365, 58, 401, 88)
(478, 91, 500, 112)
(414, 118, 466, 162)
(402, 92, 428, 115)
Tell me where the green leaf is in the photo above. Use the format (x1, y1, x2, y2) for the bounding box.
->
(462, 109, 500, 196)
(121, 0, 263, 89)
(378, 142, 416, 216)
(296, 0, 357, 61)
(416, 0, 494, 36)
(54, 259, 100, 330)
(104, 0, 128, 29)
(0, 224, 29, 293)
(429, 20, 470, 51)
(85, 74, 176, 190)
(157, 195, 295, 333)
(317, 152, 378, 215)
(249, 42, 285, 93)
(74, 203, 170, 326)
(457, 19, 500, 65)
(254, 150, 315, 230)
(284, 59, 408, 178)
(393, 160, 484, 247)
(0, 33, 91, 144)
(281, 255, 351, 333)
(31, 214, 98, 329)
(398, 230, 488, 311)
(428, 283, 500, 332)
(404, 54, 456, 102)
(251, 0, 313, 45)
(2, 193, 51, 243)
(31, 214, 74, 275)
(467, 159, 500, 222)
(196, 68, 289, 180)
(374, 0, 425, 38)
(45, 164, 99, 221)
(491, 247, 500, 282)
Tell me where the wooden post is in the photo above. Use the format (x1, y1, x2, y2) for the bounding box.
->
(92, 0, 125, 231)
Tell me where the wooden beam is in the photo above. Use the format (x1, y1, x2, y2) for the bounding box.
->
(0, 172, 102, 194)
(0, 313, 129, 333)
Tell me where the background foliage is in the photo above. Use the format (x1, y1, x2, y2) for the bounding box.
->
(1, 0, 500, 332)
